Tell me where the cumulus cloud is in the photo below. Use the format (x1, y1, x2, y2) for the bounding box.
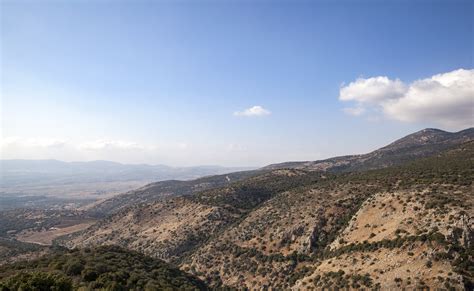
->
(339, 69, 474, 129)
(340, 76, 407, 103)
(234, 105, 271, 117)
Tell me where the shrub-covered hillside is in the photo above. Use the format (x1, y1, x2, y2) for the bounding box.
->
(185, 141, 473, 289)
(0, 245, 207, 290)
(60, 168, 325, 263)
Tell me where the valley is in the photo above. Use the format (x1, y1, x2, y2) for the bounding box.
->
(0, 160, 252, 204)
(0, 128, 472, 290)
(15, 221, 96, 246)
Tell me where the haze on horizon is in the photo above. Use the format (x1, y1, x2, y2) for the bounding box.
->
(1, 0, 473, 167)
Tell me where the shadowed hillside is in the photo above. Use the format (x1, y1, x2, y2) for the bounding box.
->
(0, 245, 208, 290)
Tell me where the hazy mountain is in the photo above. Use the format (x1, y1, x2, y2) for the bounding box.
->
(0, 159, 254, 201)
(54, 128, 473, 289)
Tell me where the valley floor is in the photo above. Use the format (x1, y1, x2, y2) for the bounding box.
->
(15, 221, 96, 246)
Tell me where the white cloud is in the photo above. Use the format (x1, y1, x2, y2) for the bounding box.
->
(79, 140, 146, 151)
(339, 69, 474, 129)
(340, 76, 407, 103)
(1, 137, 68, 148)
(0, 137, 209, 165)
(234, 105, 271, 117)
(1, 137, 155, 162)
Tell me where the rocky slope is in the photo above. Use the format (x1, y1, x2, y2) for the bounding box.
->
(59, 133, 473, 289)
(184, 142, 473, 289)
(61, 169, 324, 262)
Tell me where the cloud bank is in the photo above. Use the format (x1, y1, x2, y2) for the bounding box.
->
(0, 137, 156, 164)
(79, 140, 147, 151)
(234, 105, 271, 117)
(0, 137, 267, 166)
(339, 69, 474, 129)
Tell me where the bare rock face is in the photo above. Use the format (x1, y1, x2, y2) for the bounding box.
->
(446, 214, 473, 248)
(302, 226, 319, 254)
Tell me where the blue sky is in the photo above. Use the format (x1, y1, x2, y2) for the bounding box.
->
(1, 0, 473, 166)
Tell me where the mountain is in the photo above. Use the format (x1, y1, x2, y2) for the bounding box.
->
(58, 132, 473, 289)
(264, 127, 474, 172)
(0, 159, 254, 203)
(4, 128, 473, 289)
(84, 127, 473, 218)
(0, 245, 207, 290)
(187, 143, 472, 289)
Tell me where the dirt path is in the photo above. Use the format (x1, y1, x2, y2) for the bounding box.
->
(16, 221, 96, 245)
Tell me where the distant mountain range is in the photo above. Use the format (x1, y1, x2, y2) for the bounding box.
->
(2, 128, 471, 201)
(0, 159, 254, 199)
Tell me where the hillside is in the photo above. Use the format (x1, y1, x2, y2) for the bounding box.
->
(2, 128, 471, 289)
(84, 128, 473, 218)
(85, 169, 261, 217)
(61, 169, 324, 262)
(0, 238, 49, 266)
(60, 139, 473, 289)
(0, 245, 207, 290)
(265, 127, 474, 172)
(184, 142, 473, 289)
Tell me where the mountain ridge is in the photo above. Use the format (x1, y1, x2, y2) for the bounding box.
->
(264, 127, 474, 172)
(86, 127, 473, 217)
(59, 140, 473, 289)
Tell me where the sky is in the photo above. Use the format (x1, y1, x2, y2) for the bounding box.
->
(1, 0, 473, 167)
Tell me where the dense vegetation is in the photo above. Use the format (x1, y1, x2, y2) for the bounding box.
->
(0, 246, 207, 290)
(0, 238, 46, 263)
